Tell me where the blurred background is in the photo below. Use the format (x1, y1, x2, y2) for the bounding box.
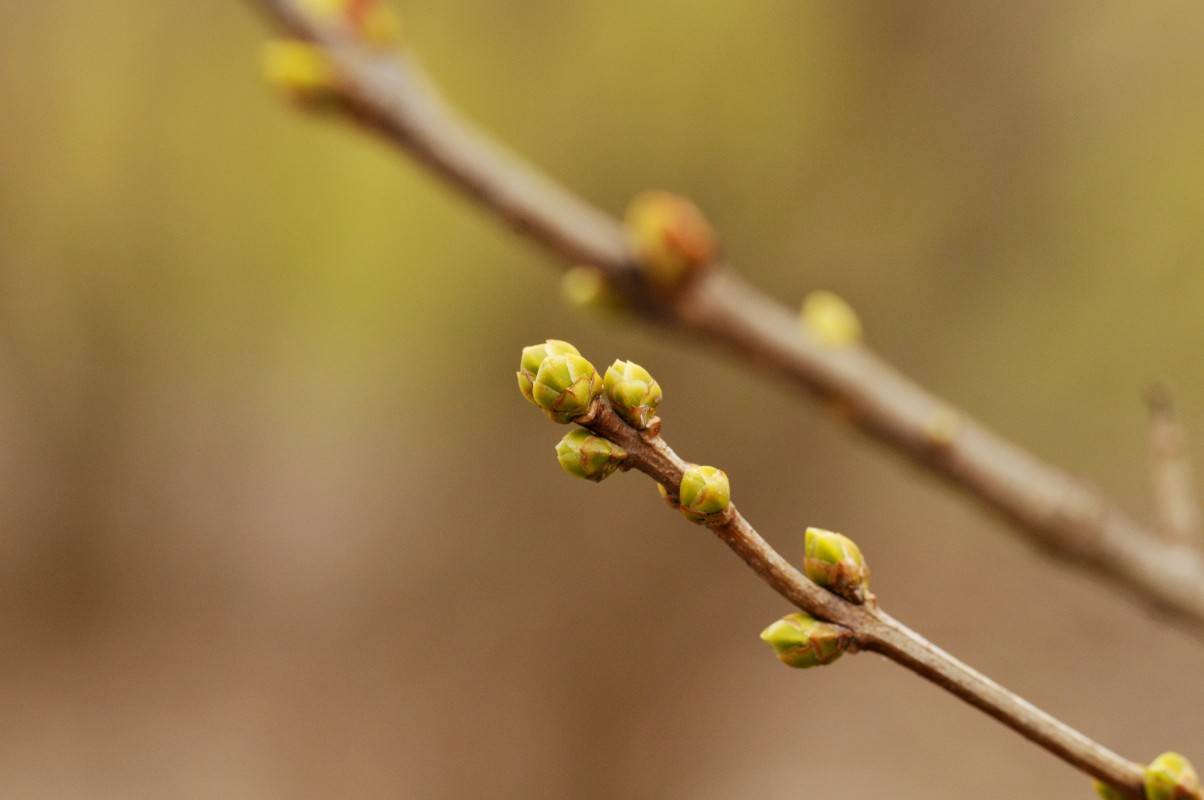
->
(2, 1, 1203, 797)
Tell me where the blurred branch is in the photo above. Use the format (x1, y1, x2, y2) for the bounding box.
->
(246, 2, 1204, 636)
(575, 395, 1147, 798)
(1146, 384, 1202, 548)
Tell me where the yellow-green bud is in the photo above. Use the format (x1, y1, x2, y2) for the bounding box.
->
(759, 612, 852, 669)
(1145, 752, 1201, 800)
(298, 0, 404, 48)
(625, 191, 717, 290)
(517, 339, 582, 405)
(555, 429, 627, 482)
(603, 360, 662, 429)
(678, 465, 731, 523)
(562, 266, 623, 312)
(1092, 781, 1125, 800)
(801, 290, 862, 348)
(261, 40, 341, 107)
(803, 526, 870, 604)
(529, 352, 603, 423)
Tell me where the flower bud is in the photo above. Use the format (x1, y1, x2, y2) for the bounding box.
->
(678, 465, 731, 523)
(625, 191, 717, 289)
(555, 429, 627, 482)
(1092, 781, 1125, 800)
(562, 266, 623, 313)
(517, 339, 582, 405)
(261, 40, 341, 106)
(298, 0, 404, 48)
(603, 360, 662, 429)
(759, 612, 852, 669)
(801, 290, 862, 348)
(530, 353, 603, 423)
(803, 526, 870, 604)
(1145, 752, 1200, 800)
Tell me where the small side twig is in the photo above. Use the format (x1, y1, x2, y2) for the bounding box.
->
(1146, 383, 1202, 548)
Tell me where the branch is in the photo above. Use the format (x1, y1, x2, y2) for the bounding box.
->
(573, 395, 1148, 797)
(1146, 384, 1203, 548)
(246, 1, 1204, 636)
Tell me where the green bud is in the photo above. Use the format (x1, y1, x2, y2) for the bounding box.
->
(517, 339, 581, 404)
(530, 353, 603, 423)
(678, 465, 731, 523)
(1092, 781, 1125, 800)
(1145, 752, 1201, 800)
(803, 526, 870, 604)
(603, 360, 662, 429)
(759, 612, 851, 669)
(555, 429, 627, 482)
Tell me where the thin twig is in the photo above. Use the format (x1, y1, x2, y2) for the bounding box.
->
(582, 398, 1147, 798)
(1146, 383, 1203, 548)
(246, 1, 1204, 636)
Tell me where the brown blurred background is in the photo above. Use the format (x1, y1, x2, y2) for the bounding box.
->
(2, 2, 1203, 797)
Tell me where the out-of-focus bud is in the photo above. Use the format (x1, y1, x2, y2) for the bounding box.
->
(529, 353, 603, 423)
(603, 360, 662, 430)
(759, 611, 853, 669)
(801, 290, 862, 348)
(517, 340, 582, 405)
(562, 266, 624, 313)
(298, 0, 404, 48)
(803, 526, 870, 604)
(657, 482, 678, 509)
(555, 429, 627, 483)
(262, 40, 341, 107)
(625, 191, 717, 289)
(678, 465, 731, 523)
(1092, 780, 1125, 800)
(1145, 752, 1201, 800)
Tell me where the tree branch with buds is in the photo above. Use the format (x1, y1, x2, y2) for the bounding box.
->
(247, 0, 1204, 637)
(516, 338, 1199, 800)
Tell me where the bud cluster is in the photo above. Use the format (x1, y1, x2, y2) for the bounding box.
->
(517, 340, 603, 424)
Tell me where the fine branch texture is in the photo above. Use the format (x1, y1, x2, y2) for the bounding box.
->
(582, 398, 1146, 797)
(246, 10, 1204, 632)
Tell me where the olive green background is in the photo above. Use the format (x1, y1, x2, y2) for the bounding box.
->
(1, 2, 1202, 797)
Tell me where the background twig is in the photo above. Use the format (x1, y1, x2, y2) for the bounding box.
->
(246, 0, 1204, 637)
